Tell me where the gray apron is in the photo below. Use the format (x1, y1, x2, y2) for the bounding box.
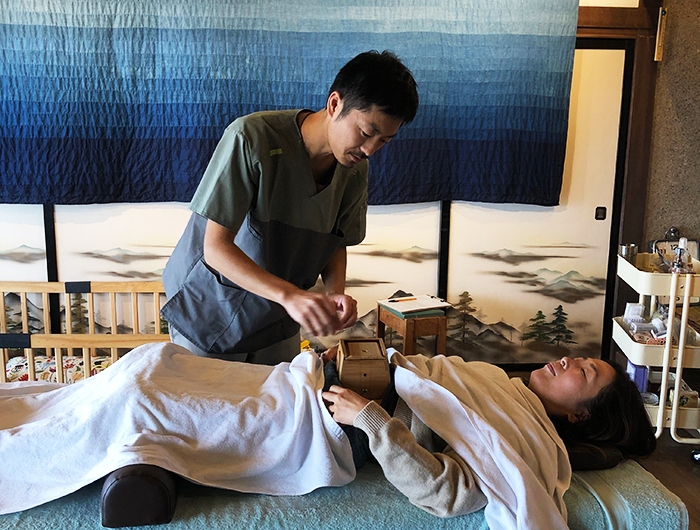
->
(161, 213, 342, 356)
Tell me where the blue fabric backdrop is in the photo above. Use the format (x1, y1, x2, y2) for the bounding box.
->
(0, 1, 578, 206)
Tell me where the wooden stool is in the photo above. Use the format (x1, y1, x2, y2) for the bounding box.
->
(375, 303, 447, 356)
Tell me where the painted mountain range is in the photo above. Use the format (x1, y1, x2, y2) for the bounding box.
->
(357, 246, 438, 264)
(107, 269, 164, 280)
(471, 248, 576, 266)
(80, 248, 170, 264)
(493, 268, 605, 303)
(345, 277, 392, 288)
(524, 242, 593, 249)
(0, 245, 46, 264)
(3, 292, 45, 333)
(447, 308, 519, 344)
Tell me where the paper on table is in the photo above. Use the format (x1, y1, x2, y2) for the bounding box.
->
(377, 294, 452, 313)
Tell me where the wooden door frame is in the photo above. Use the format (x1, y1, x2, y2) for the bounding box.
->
(578, 1, 662, 359)
(578, 1, 661, 248)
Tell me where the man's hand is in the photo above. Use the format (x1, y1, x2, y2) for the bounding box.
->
(281, 290, 341, 337)
(322, 385, 370, 425)
(202, 221, 354, 337)
(328, 293, 358, 330)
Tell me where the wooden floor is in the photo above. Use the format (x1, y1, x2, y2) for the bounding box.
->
(634, 365, 700, 530)
(636, 429, 700, 530)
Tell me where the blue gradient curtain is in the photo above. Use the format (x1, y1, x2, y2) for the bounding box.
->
(0, 1, 578, 206)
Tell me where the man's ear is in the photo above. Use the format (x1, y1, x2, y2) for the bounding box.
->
(327, 91, 343, 118)
(567, 409, 590, 424)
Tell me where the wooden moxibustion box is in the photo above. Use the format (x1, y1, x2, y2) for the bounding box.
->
(337, 338, 391, 401)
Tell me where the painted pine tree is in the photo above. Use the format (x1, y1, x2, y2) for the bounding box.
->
(6, 309, 42, 333)
(5, 309, 21, 333)
(25, 312, 43, 334)
(384, 326, 398, 348)
(521, 310, 551, 343)
(70, 293, 89, 334)
(549, 305, 576, 346)
(449, 291, 477, 342)
(147, 316, 170, 335)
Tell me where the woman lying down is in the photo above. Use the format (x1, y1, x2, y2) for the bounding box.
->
(0, 342, 654, 529)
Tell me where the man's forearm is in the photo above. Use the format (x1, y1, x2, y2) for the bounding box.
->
(321, 246, 347, 295)
(202, 219, 341, 336)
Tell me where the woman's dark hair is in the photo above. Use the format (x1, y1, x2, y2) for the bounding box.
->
(556, 361, 656, 458)
(328, 50, 419, 124)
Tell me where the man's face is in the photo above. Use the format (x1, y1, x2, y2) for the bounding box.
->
(327, 99, 403, 168)
(528, 356, 616, 421)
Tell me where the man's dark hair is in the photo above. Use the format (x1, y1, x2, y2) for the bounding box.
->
(328, 50, 419, 124)
(558, 361, 656, 458)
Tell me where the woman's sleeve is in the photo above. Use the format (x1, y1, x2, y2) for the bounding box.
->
(353, 401, 487, 518)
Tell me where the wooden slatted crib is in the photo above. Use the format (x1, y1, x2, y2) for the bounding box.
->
(0, 281, 170, 384)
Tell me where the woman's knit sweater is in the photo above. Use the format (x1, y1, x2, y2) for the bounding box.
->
(353, 398, 487, 518)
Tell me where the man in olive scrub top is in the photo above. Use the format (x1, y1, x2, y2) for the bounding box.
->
(162, 50, 419, 364)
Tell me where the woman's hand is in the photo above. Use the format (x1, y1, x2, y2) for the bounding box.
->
(322, 385, 370, 425)
(319, 344, 338, 365)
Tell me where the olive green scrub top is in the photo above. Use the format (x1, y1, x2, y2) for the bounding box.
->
(162, 110, 368, 357)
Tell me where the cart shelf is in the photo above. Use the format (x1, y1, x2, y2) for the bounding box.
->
(645, 404, 700, 429)
(612, 253, 700, 440)
(612, 317, 700, 368)
(617, 253, 700, 297)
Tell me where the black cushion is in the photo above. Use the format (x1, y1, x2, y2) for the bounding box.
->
(566, 442, 624, 471)
(101, 464, 178, 528)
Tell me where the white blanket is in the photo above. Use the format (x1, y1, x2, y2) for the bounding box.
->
(392, 353, 571, 530)
(0, 342, 355, 515)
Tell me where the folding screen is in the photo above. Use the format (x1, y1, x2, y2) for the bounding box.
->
(447, 48, 627, 363)
(0, 205, 47, 281)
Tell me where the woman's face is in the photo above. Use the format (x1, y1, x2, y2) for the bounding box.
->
(529, 357, 616, 422)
